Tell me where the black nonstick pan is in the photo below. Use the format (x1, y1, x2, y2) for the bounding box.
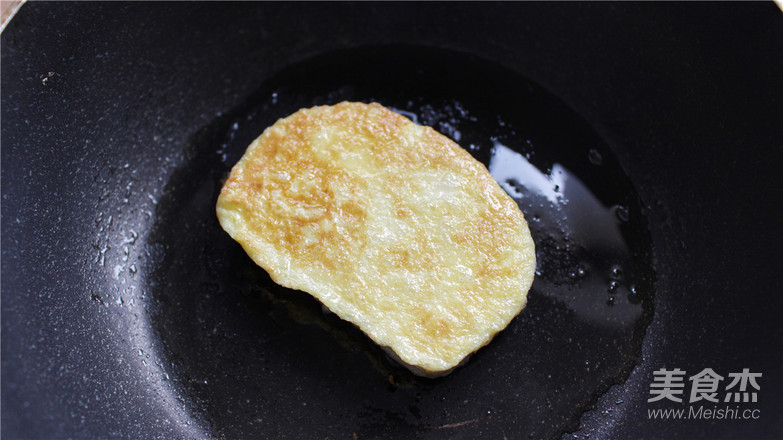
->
(2, 3, 782, 439)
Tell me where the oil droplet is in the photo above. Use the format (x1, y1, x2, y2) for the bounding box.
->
(97, 244, 109, 266)
(615, 205, 630, 222)
(628, 284, 641, 305)
(124, 230, 139, 245)
(569, 264, 588, 280)
(588, 148, 603, 165)
(390, 107, 419, 124)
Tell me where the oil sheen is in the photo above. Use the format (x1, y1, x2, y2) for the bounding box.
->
(147, 46, 655, 439)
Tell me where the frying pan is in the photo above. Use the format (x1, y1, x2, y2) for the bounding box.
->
(2, 2, 782, 439)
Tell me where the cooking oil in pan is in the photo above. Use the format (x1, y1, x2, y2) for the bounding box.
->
(146, 46, 654, 440)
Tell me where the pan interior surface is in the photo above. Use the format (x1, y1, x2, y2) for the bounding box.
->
(5, 3, 782, 439)
(143, 46, 655, 439)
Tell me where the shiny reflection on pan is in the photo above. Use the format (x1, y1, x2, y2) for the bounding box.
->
(491, 141, 642, 328)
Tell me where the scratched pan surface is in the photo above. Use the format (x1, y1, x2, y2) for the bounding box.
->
(2, 3, 782, 440)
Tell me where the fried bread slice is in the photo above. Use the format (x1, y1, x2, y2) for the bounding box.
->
(216, 102, 535, 375)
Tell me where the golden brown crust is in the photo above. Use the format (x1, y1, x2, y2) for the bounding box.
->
(216, 102, 536, 374)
